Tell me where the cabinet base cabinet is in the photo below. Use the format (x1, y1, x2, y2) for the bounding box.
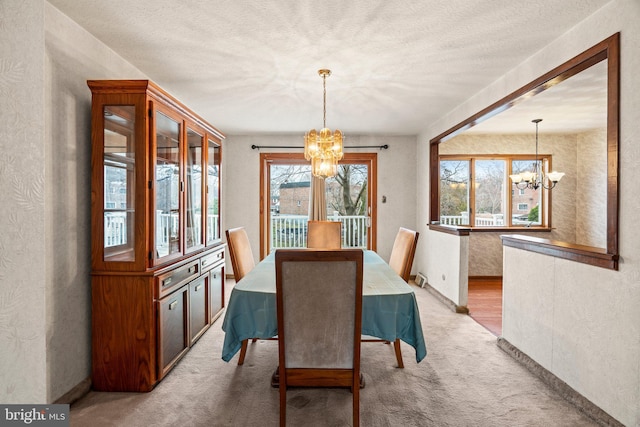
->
(189, 275, 210, 345)
(158, 285, 189, 379)
(210, 264, 225, 323)
(91, 275, 157, 392)
(91, 246, 225, 392)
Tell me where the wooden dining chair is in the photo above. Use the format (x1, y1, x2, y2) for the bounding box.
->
(389, 227, 420, 283)
(275, 249, 363, 427)
(226, 227, 256, 283)
(306, 220, 342, 249)
(225, 227, 258, 365)
(363, 227, 419, 369)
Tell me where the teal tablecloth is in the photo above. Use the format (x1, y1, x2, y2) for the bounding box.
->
(221, 250, 427, 363)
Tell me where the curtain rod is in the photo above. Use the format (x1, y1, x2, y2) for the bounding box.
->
(250, 144, 389, 150)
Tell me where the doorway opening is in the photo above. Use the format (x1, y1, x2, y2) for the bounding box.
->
(259, 153, 377, 258)
(467, 277, 502, 336)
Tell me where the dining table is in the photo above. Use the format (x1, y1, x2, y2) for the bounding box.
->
(221, 249, 427, 364)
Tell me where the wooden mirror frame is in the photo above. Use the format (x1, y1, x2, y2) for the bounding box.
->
(429, 33, 620, 270)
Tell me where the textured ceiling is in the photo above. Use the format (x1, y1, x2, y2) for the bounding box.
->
(48, 0, 610, 136)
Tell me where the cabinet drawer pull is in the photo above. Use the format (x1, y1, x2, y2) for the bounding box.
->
(188, 266, 197, 274)
(168, 300, 178, 310)
(217, 252, 223, 259)
(201, 260, 208, 267)
(195, 284, 202, 292)
(212, 273, 217, 279)
(163, 277, 172, 286)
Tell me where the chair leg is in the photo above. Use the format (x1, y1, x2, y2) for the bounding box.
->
(238, 339, 248, 365)
(394, 339, 404, 369)
(279, 378, 287, 427)
(353, 378, 360, 427)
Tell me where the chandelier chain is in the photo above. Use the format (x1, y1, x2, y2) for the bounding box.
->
(534, 118, 540, 176)
(323, 73, 327, 128)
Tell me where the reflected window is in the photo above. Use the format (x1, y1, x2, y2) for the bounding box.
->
(103, 105, 135, 261)
(154, 111, 181, 259)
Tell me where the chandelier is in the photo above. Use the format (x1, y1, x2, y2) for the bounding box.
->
(304, 69, 343, 179)
(509, 119, 565, 190)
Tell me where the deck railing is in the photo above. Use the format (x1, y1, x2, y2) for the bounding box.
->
(105, 213, 127, 247)
(440, 213, 528, 227)
(270, 214, 369, 250)
(105, 211, 366, 251)
(104, 212, 220, 249)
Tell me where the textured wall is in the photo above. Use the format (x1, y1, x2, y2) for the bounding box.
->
(423, 230, 468, 306)
(416, 0, 640, 424)
(0, 0, 48, 404)
(0, 1, 147, 404)
(43, 3, 147, 402)
(576, 128, 607, 247)
(223, 134, 417, 272)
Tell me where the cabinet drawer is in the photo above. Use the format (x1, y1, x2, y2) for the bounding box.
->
(157, 285, 189, 379)
(210, 264, 225, 323)
(201, 249, 224, 273)
(157, 259, 200, 298)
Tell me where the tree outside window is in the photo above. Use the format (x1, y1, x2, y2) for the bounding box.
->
(439, 160, 470, 225)
(474, 160, 505, 227)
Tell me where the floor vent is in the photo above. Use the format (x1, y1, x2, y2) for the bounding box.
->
(416, 272, 427, 288)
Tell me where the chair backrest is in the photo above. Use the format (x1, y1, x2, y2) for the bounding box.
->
(388, 227, 419, 282)
(275, 249, 363, 369)
(306, 221, 342, 249)
(225, 227, 256, 282)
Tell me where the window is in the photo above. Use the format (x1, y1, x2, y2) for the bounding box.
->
(439, 159, 469, 225)
(439, 155, 551, 228)
(259, 153, 377, 257)
(475, 159, 505, 227)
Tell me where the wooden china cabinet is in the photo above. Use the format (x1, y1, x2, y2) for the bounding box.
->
(88, 80, 225, 392)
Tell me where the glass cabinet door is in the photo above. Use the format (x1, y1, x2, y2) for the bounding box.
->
(103, 105, 136, 262)
(206, 138, 221, 245)
(186, 128, 204, 252)
(154, 111, 182, 261)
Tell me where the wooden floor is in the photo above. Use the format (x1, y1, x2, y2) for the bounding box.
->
(467, 277, 503, 336)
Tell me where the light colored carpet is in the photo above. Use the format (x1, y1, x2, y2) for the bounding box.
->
(70, 280, 599, 426)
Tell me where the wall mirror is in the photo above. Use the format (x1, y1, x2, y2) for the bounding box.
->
(429, 33, 619, 270)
